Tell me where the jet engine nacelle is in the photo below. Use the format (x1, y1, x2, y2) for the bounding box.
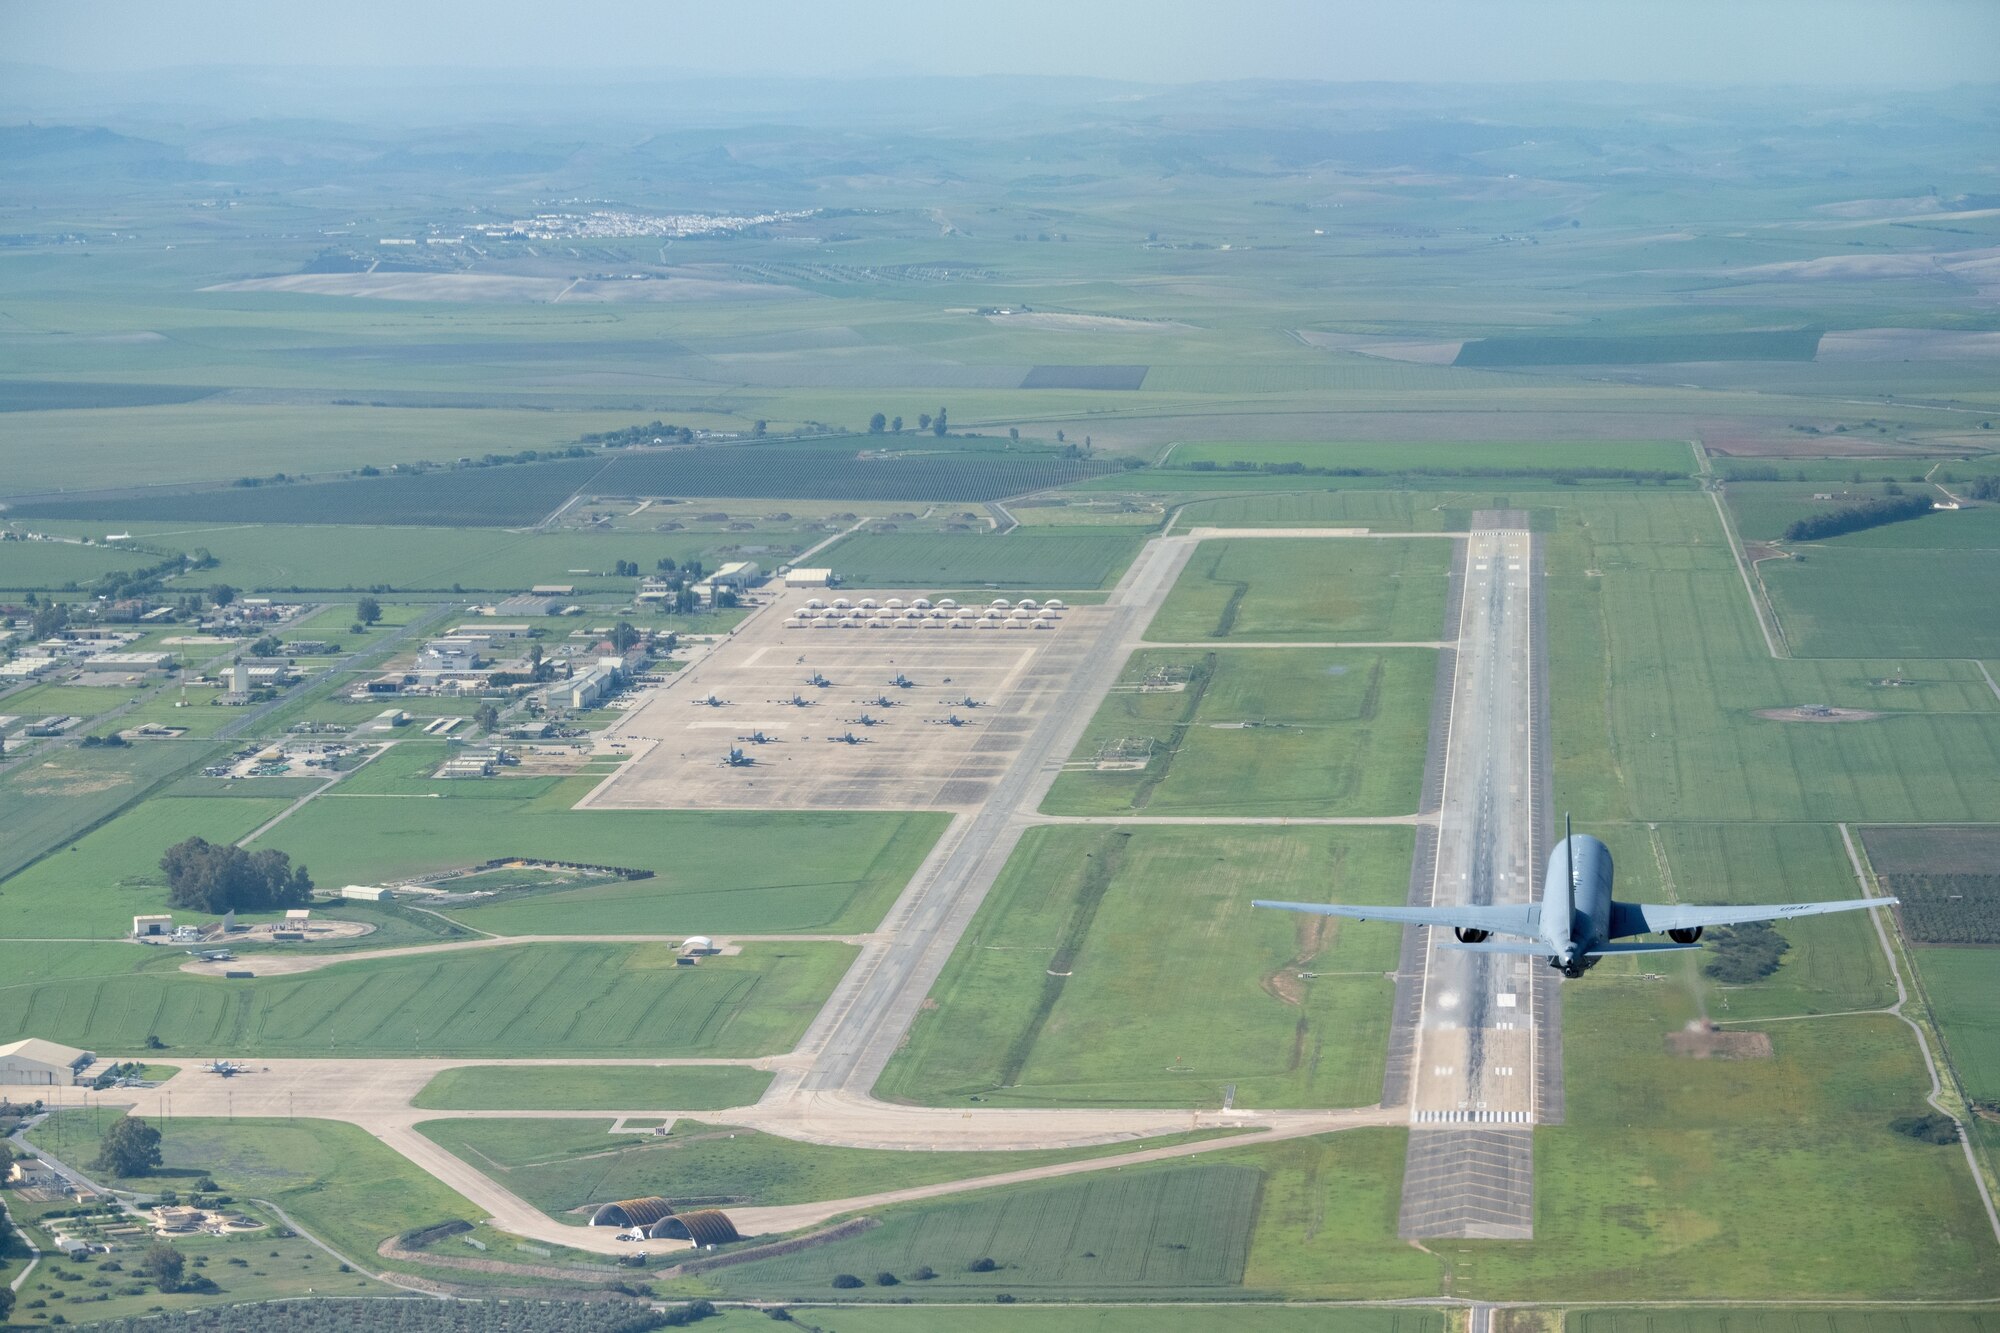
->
(1454, 927, 1491, 944)
(1667, 926, 1703, 944)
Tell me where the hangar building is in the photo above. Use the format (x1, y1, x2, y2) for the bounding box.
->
(0, 1037, 94, 1086)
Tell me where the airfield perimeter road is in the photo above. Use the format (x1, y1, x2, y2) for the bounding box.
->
(1396, 513, 1549, 1240)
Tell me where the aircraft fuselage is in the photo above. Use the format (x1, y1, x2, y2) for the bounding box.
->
(1542, 833, 1613, 977)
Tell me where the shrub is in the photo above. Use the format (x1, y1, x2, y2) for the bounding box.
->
(1890, 1112, 1959, 1144)
(967, 1256, 997, 1272)
(874, 1271, 900, 1286)
(830, 1273, 865, 1289)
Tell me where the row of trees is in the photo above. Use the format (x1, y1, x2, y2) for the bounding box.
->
(160, 837, 313, 913)
(1781, 493, 1934, 542)
(868, 407, 949, 437)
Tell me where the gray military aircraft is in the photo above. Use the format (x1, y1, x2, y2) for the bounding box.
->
(1255, 819, 1895, 979)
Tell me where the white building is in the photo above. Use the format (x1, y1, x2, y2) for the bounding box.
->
(784, 568, 834, 587)
(0, 1037, 94, 1086)
(132, 914, 174, 939)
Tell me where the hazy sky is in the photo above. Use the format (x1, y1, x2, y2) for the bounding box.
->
(7, 0, 1997, 86)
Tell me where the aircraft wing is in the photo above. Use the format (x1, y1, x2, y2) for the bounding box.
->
(1609, 897, 1896, 938)
(1253, 900, 1540, 937)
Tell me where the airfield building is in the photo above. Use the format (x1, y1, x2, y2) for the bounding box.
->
(0, 1037, 94, 1086)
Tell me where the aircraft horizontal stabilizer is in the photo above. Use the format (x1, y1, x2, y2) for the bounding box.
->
(1437, 939, 1551, 955)
(1585, 941, 1702, 956)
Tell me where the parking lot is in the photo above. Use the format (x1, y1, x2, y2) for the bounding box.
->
(581, 588, 1102, 810)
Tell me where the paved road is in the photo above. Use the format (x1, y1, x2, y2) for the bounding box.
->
(1397, 517, 1543, 1240)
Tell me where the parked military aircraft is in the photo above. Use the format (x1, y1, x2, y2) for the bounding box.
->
(721, 747, 754, 767)
(805, 671, 832, 688)
(1255, 819, 1896, 979)
(888, 672, 916, 689)
(828, 731, 868, 745)
(736, 731, 775, 744)
(694, 693, 727, 707)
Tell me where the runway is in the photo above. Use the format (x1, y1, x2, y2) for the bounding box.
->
(1392, 513, 1554, 1240)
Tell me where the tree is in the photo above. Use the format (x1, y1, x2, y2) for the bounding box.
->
(475, 703, 500, 732)
(830, 1274, 864, 1289)
(143, 1240, 185, 1293)
(1009, 427, 1020, 442)
(94, 1116, 163, 1178)
(917, 413, 932, 431)
(355, 596, 382, 626)
(890, 416, 903, 433)
(753, 420, 767, 437)
(31, 599, 69, 639)
(159, 836, 313, 914)
(868, 412, 887, 434)
(208, 584, 237, 608)
(0, 1283, 12, 1324)
(250, 634, 282, 658)
(656, 557, 677, 573)
(932, 406, 948, 437)
(0, 1137, 15, 1177)
(610, 622, 640, 653)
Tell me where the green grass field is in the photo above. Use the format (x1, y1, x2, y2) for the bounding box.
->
(1456, 329, 1822, 365)
(416, 1118, 1241, 1217)
(765, 1310, 1444, 1333)
(1763, 548, 2000, 658)
(1042, 648, 1433, 817)
(27, 1114, 498, 1281)
(411, 1063, 773, 1111)
(248, 782, 943, 934)
(1428, 986, 2000, 1300)
(0, 792, 293, 937)
(0, 739, 211, 883)
(708, 1162, 1261, 1300)
(5, 1195, 378, 1322)
(812, 529, 1144, 589)
(1540, 492, 2000, 824)
(1169, 439, 1695, 475)
(1144, 537, 1451, 642)
(878, 824, 1409, 1108)
(0, 939, 850, 1057)
(1571, 1313, 2000, 1333)
(1914, 946, 2000, 1102)
(7, 522, 740, 593)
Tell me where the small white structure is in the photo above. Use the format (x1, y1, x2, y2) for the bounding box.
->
(367, 709, 410, 732)
(132, 914, 174, 939)
(340, 885, 395, 902)
(681, 935, 718, 956)
(785, 568, 833, 587)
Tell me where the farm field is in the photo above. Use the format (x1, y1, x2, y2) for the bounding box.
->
(0, 403, 660, 496)
(0, 535, 163, 589)
(1762, 548, 2000, 658)
(1455, 329, 1823, 366)
(252, 785, 945, 934)
(706, 1162, 1262, 1301)
(1912, 947, 2000, 1102)
(1144, 537, 1451, 642)
(1539, 491, 2000, 824)
(410, 1063, 774, 1111)
(1570, 1314, 2000, 1333)
(812, 528, 1145, 589)
(1041, 647, 1433, 817)
(877, 824, 1410, 1108)
(0, 939, 852, 1057)
(0, 739, 209, 883)
(418, 1117, 1240, 1218)
(757, 1310, 1444, 1333)
(1859, 824, 2000, 944)
(1167, 438, 1694, 476)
